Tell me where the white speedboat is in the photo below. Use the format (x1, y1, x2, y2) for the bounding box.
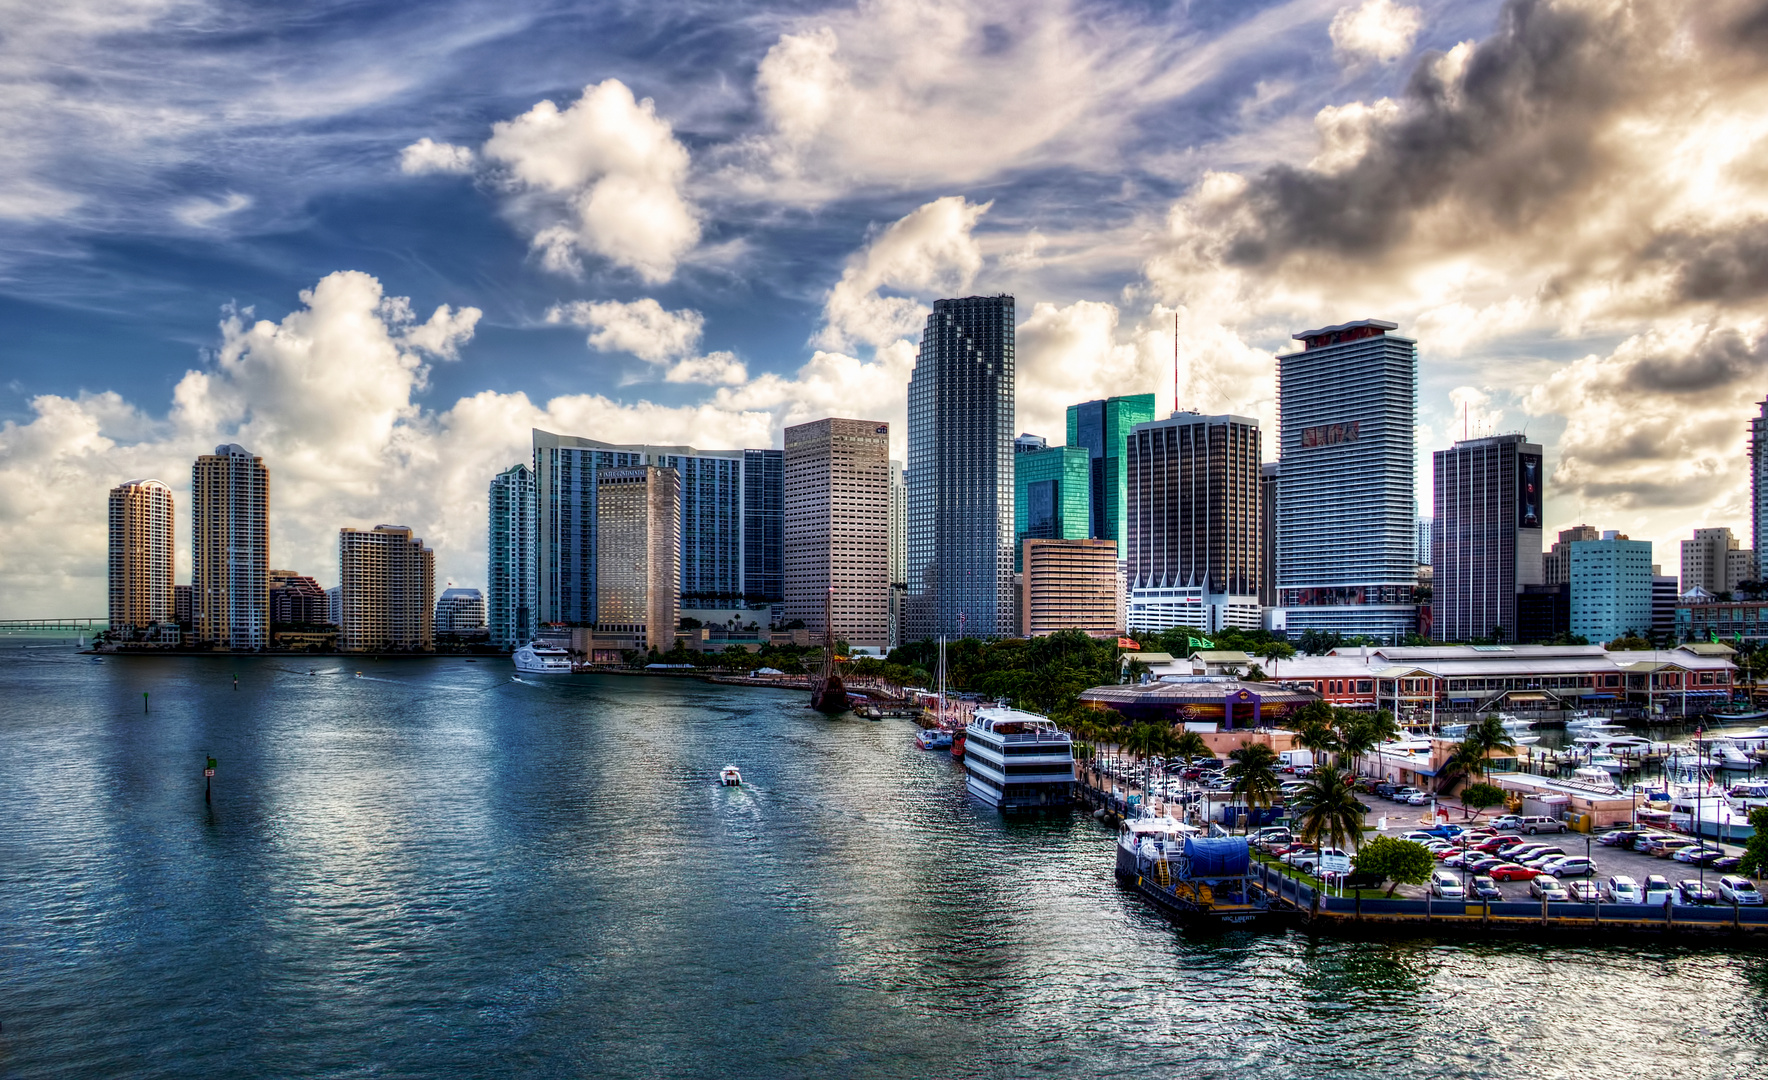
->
(1587, 752, 1626, 775)
(1569, 766, 1622, 792)
(513, 642, 572, 674)
(719, 765, 742, 786)
(1703, 738, 1755, 771)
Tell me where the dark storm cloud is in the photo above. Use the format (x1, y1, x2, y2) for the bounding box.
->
(1642, 221, 1768, 305)
(1619, 326, 1768, 394)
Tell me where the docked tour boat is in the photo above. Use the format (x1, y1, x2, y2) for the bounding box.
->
(962, 707, 1075, 812)
(1117, 819, 1290, 929)
(915, 727, 953, 750)
(719, 765, 742, 787)
(513, 642, 573, 674)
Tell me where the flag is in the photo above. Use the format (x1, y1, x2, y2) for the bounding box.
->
(1188, 636, 1215, 650)
(1117, 637, 1140, 649)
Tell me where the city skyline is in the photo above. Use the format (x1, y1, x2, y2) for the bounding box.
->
(6, 2, 1768, 617)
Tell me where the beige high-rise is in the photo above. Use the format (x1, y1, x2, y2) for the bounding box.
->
(192, 444, 269, 649)
(1021, 538, 1120, 638)
(1680, 526, 1755, 595)
(338, 525, 435, 651)
(596, 466, 681, 652)
(1543, 524, 1600, 587)
(108, 479, 175, 633)
(784, 418, 890, 649)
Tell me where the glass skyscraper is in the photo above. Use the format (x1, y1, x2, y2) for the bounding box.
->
(906, 295, 1016, 641)
(1066, 393, 1156, 551)
(1431, 434, 1543, 643)
(1012, 445, 1090, 571)
(1276, 319, 1418, 642)
(743, 448, 784, 605)
(1753, 398, 1768, 582)
(487, 463, 537, 648)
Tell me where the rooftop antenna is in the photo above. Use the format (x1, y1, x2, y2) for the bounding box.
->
(1174, 311, 1180, 417)
(1463, 401, 1468, 441)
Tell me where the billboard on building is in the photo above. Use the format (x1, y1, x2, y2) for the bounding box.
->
(1301, 421, 1360, 449)
(1518, 453, 1542, 529)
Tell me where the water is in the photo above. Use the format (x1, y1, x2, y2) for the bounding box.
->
(2, 649, 1766, 1079)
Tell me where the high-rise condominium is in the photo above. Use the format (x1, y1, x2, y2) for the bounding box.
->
(108, 479, 175, 636)
(1276, 320, 1417, 642)
(1125, 411, 1262, 633)
(1020, 538, 1120, 638)
(1067, 394, 1156, 552)
(1012, 443, 1090, 571)
(488, 463, 538, 649)
(1569, 533, 1652, 645)
(1431, 434, 1544, 642)
(268, 570, 330, 625)
(1754, 398, 1768, 581)
(1259, 463, 1280, 608)
(338, 525, 435, 652)
(783, 418, 891, 649)
(192, 443, 269, 650)
(889, 459, 906, 648)
(1680, 527, 1755, 595)
(905, 295, 1016, 641)
(596, 466, 680, 652)
(743, 449, 785, 606)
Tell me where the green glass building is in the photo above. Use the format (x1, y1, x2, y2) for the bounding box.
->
(1066, 394, 1157, 551)
(1013, 446, 1091, 570)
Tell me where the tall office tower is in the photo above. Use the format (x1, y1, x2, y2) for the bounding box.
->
(1651, 570, 1679, 641)
(889, 459, 906, 648)
(338, 525, 435, 652)
(905, 294, 1016, 641)
(1416, 516, 1433, 566)
(1067, 393, 1157, 550)
(1754, 398, 1768, 581)
(487, 463, 538, 649)
(268, 570, 330, 624)
(658, 447, 744, 607)
(1431, 434, 1544, 643)
(595, 466, 681, 652)
(107, 479, 175, 636)
(1125, 411, 1262, 633)
(1012, 444, 1090, 571)
(435, 587, 487, 636)
(742, 448, 784, 607)
(1259, 463, 1280, 607)
(1020, 538, 1120, 638)
(1276, 319, 1417, 642)
(192, 443, 269, 650)
(1569, 532, 1652, 645)
(1680, 527, 1755, 594)
(1543, 524, 1601, 586)
(783, 418, 891, 649)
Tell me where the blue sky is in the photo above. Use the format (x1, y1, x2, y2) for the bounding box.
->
(4, 0, 1766, 612)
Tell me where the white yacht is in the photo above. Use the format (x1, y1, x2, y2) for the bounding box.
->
(1114, 814, 1200, 879)
(1586, 752, 1626, 775)
(962, 708, 1076, 812)
(512, 642, 573, 674)
(1569, 765, 1622, 792)
(1727, 780, 1768, 811)
(1667, 782, 1757, 841)
(1701, 738, 1755, 771)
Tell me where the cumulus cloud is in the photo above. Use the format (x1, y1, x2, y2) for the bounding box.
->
(816, 196, 992, 351)
(1329, 0, 1423, 64)
(545, 297, 746, 385)
(399, 137, 475, 175)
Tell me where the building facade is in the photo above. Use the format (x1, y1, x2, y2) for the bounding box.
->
(742, 448, 784, 606)
(1020, 538, 1120, 638)
(1125, 411, 1262, 633)
(783, 418, 891, 649)
(268, 570, 330, 625)
(488, 463, 538, 649)
(1652, 572, 1679, 642)
(1569, 534, 1653, 646)
(1276, 320, 1418, 641)
(1543, 524, 1601, 587)
(1431, 434, 1544, 642)
(1680, 527, 1755, 596)
(107, 479, 176, 637)
(905, 295, 1016, 641)
(1067, 394, 1157, 551)
(192, 444, 269, 650)
(1259, 462, 1279, 608)
(435, 587, 487, 636)
(1517, 583, 1570, 643)
(1754, 398, 1768, 582)
(889, 459, 906, 648)
(595, 466, 681, 652)
(1012, 444, 1090, 571)
(338, 524, 435, 652)
(1416, 515, 1433, 566)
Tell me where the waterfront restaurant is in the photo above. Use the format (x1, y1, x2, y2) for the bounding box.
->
(1079, 676, 1318, 729)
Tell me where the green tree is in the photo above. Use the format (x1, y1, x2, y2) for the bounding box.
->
(1292, 766, 1368, 853)
(1226, 742, 1281, 833)
(1466, 714, 1517, 780)
(1170, 728, 1210, 770)
(1739, 807, 1768, 877)
(1606, 632, 1654, 651)
(1338, 708, 1398, 780)
(1461, 782, 1505, 817)
(1352, 835, 1436, 897)
(1439, 739, 1489, 796)
(1259, 640, 1297, 677)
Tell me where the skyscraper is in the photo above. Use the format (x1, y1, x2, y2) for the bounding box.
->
(435, 587, 487, 637)
(1012, 444, 1090, 571)
(1679, 527, 1755, 595)
(1020, 538, 1120, 638)
(1431, 434, 1544, 642)
(1125, 411, 1262, 633)
(1276, 320, 1417, 642)
(268, 570, 329, 625)
(595, 466, 680, 653)
(108, 479, 175, 639)
(905, 295, 1016, 641)
(1067, 393, 1157, 550)
(1259, 462, 1280, 608)
(338, 524, 435, 652)
(783, 418, 891, 649)
(1544, 524, 1601, 586)
(488, 463, 538, 649)
(743, 448, 784, 607)
(1753, 398, 1768, 581)
(1569, 533, 1652, 645)
(192, 443, 269, 650)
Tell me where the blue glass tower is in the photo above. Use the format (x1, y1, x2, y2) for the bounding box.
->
(487, 463, 537, 648)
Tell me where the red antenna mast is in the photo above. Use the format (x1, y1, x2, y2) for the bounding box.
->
(1173, 311, 1179, 415)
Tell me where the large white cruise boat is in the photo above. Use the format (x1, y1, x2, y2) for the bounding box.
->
(513, 642, 573, 674)
(962, 707, 1076, 812)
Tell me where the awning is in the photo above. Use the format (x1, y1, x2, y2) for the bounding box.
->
(1581, 693, 1617, 699)
(1506, 693, 1550, 703)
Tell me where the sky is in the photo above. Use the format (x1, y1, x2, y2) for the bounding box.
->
(4, 0, 1768, 615)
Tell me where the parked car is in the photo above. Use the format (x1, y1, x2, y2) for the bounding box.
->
(1430, 870, 1466, 899)
(1391, 786, 1422, 803)
(1375, 782, 1397, 799)
(1285, 847, 1348, 873)
(1714, 856, 1743, 873)
(1443, 850, 1479, 868)
(1464, 855, 1505, 874)
(1530, 875, 1570, 901)
(1567, 880, 1601, 902)
(1541, 855, 1594, 878)
(1597, 829, 1639, 847)
(1642, 835, 1695, 857)
(1717, 876, 1764, 905)
(1605, 875, 1643, 904)
(1677, 880, 1718, 905)
(1518, 815, 1566, 835)
(1624, 832, 1671, 852)
(1469, 875, 1504, 900)
(1490, 814, 1525, 832)
(1405, 791, 1433, 806)
(1476, 834, 1523, 853)
(1643, 875, 1675, 905)
(1673, 843, 1726, 866)
(1400, 831, 1439, 843)
(1490, 863, 1542, 882)
(1498, 841, 1544, 860)
(1520, 847, 1570, 868)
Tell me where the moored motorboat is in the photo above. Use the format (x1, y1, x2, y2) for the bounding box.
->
(915, 727, 953, 750)
(719, 765, 742, 786)
(513, 642, 572, 674)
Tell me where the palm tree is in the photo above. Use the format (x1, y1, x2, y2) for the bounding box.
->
(1226, 742, 1281, 834)
(1439, 739, 1488, 797)
(1293, 717, 1343, 769)
(1171, 728, 1210, 771)
(1338, 708, 1399, 781)
(1293, 766, 1367, 853)
(1467, 714, 1517, 781)
(1259, 640, 1296, 679)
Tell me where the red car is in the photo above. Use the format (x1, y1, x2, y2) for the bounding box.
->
(1477, 835, 1523, 853)
(1488, 863, 1542, 882)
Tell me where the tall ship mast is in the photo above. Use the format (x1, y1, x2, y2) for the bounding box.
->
(809, 586, 847, 713)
